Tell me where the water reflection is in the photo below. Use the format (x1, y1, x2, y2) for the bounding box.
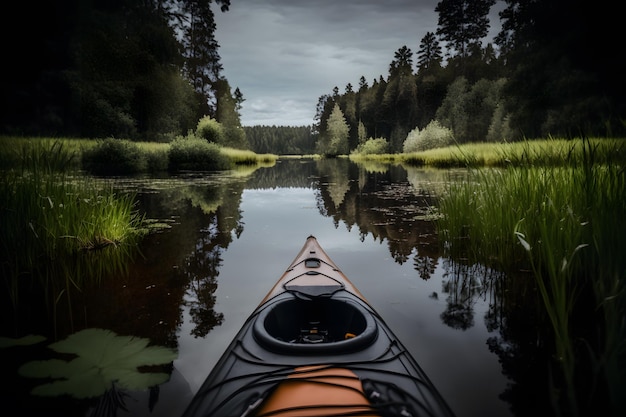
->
(315, 159, 441, 265)
(2, 159, 522, 417)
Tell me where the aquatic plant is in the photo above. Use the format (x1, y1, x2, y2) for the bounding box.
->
(18, 328, 177, 398)
(1, 140, 145, 332)
(436, 139, 626, 416)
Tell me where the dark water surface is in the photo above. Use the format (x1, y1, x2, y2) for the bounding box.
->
(2, 158, 517, 417)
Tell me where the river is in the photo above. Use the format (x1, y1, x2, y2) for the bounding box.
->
(3, 158, 520, 417)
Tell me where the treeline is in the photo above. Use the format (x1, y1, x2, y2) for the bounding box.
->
(245, 126, 316, 155)
(315, 0, 625, 154)
(3, 1, 623, 156)
(1, 0, 241, 142)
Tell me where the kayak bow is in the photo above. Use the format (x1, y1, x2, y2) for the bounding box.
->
(181, 235, 456, 417)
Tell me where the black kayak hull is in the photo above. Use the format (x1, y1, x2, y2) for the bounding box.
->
(181, 235, 455, 417)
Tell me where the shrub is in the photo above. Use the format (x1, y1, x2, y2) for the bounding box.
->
(403, 120, 455, 153)
(81, 139, 146, 175)
(168, 135, 230, 171)
(196, 116, 223, 144)
(352, 137, 389, 155)
(145, 148, 169, 172)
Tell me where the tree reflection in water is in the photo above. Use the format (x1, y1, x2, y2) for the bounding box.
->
(439, 259, 505, 331)
(182, 224, 225, 338)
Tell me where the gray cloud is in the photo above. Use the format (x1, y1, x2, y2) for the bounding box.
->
(214, 0, 501, 126)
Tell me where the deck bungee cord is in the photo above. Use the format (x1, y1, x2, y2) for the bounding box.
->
(181, 236, 456, 417)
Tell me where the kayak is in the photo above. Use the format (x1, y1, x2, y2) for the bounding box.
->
(181, 235, 456, 417)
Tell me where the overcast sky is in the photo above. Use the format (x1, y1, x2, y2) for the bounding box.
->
(213, 0, 502, 127)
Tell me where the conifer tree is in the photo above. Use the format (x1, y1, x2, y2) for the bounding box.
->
(178, 0, 231, 115)
(318, 104, 349, 156)
(435, 0, 496, 59)
(417, 32, 443, 73)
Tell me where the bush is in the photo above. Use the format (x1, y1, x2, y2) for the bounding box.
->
(352, 137, 389, 155)
(223, 125, 249, 149)
(403, 120, 455, 153)
(145, 148, 169, 172)
(168, 135, 230, 171)
(81, 139, 146, 175)
(196, 116, 223, 144)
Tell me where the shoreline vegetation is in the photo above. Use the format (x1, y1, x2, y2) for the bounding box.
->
(434, 139, 625, 416)
(1, 135, 624, 416)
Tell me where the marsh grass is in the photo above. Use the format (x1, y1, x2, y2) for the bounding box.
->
(350, 137, 626, 169)
(1, 136, 278, 176)
(436, 139, 626, 416)
(1, 141, 145, 334)
(221, 147, 278, 166)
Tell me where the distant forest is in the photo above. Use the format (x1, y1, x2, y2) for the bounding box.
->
(316, 0, 626, 153)
(1, 1, 623, 155)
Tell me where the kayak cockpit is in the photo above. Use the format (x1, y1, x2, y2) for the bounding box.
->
(253, 296, 378, 354)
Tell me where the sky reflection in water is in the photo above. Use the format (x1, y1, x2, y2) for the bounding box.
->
(169, 176, 510, 417)
(4, 160, 511, 417)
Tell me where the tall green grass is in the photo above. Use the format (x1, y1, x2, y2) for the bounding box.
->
(350, 137, 626, 168)
(221, 147, 278, 166)
(1, 141, 145, 335)
(436, 139, 626, 416)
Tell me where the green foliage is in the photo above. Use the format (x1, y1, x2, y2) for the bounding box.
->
(214, 79, 249, 149)
(11, 139, 79, 173)
(221, 147, 278, 166)
(352, 137, 389, 155)
(18, 328, 177, 398)
(417, 31, 443, 72)
(318, 104, 349, 156)
(436, 141, 626, 416)
(81, 139, 147, 175)
(168, 134, 230, 171)
(435, 0, 496, 59)
(497, 2, 625, 138)
(223, 126, 248, 150)
(196, 116, 224, 143)
(1, 141, 145, 314)
(145, 147, 170, 172)
(357, 121, 367, 144)
(1, 1, 213, 139)
(403, 120, 455, 152)
(435, 77, 507, 142)
(245, 125, 316, 155)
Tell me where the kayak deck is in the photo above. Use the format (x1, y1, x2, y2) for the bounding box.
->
(181, 235, 456, 417)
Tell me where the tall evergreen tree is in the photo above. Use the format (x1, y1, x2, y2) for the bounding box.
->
(389, 45, 414, 77)
(233, 87, 245, 114)
(417, 32, 443, 73)
(435, 0, 496, 59)
(317, 104, 349, 156)
(313, 94, 333, 136)
(358, 76, 368, 92)
(214, 78, 248, 148)
(496, 0, 625, 137)
(178, 0, 231, 115)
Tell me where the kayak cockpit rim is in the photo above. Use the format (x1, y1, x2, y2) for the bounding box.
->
(252, 295, 379, 354)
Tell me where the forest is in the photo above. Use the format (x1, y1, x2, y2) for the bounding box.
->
(1, 1, 623, 155)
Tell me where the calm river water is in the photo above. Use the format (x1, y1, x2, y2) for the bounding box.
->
(3, 158, 524, 417)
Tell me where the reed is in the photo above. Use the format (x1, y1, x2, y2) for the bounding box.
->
(220, 147, 278, 165)
(399, 137, 626, 168)
(436, 139, 626, 415)
(1, 141, 145, 333)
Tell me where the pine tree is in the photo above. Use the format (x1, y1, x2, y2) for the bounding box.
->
(389, 45, 414, 77)
(319, 104, 349, 156)
(178, 0, 231, 115)
(417, 32, 443, 73)
(435, 0, 496, 59)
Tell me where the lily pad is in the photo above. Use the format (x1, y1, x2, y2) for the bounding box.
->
(18, 328, 177, 398)
(0, 334, 46, 348)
